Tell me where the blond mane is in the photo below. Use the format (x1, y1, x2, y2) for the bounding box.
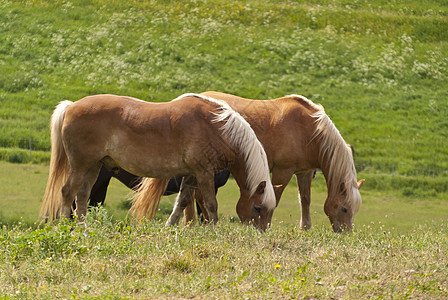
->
(311, 109, 362, 213)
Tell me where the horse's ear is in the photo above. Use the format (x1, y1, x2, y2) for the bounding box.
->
(357, 179, 365, 190)
(256, 181, 266, 194)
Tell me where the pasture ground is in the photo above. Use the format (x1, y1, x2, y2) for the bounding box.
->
(1, 161, 447, 298)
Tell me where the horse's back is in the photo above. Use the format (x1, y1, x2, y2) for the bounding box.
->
(63, 95, 147, 131)
(202, 91, 321, 115)
(63, 94, 195, 139)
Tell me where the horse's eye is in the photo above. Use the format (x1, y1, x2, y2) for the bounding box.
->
(341, 206, 348, 213)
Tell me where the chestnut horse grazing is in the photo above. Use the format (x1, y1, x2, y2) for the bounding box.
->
(40, 94, 276, 231)
(203, 92, 364, 232)
(143, 92, 364, 232)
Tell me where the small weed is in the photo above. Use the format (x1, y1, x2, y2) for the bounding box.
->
(163, 256, 192, 274)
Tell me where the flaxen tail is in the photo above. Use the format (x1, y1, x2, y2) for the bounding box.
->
(129, 178, 169, 220)
(39, 101, 73, 221)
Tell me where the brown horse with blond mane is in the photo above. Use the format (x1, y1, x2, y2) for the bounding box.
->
(142, 92, 364, 232)
(40, 93, 276, 231)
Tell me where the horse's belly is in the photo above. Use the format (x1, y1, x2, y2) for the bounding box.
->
(104, 132, 189, 177)
(112, 154, 189, 179)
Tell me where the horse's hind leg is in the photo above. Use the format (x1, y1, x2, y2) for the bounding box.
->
(61, 172, 84, 219)
(166, 176, 197, 226)
(61, 165, 101, 220)
(74, 165, 102, 219)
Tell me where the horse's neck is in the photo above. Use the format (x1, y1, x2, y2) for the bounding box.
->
(317, 141, 355, 195)
(319, 157, 335, 190)
(228, 156, 252, 198)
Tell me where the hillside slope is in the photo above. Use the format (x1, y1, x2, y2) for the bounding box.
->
(0, 0, 447, 196)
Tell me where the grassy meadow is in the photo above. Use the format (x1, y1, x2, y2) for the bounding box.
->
(1, 209, 447, 299)
(0, 0, 448, 298)
(1, 161, 448, 298)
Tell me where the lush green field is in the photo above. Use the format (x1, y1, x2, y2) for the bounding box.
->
(1, 1, 448, 298)
(1, 205, 447, 299)
(0, 0, 447, 197)
(0, 161, 447, 298)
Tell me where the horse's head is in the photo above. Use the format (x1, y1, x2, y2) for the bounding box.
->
(236, 181, 275, 232)
(324, 179, 364, 233)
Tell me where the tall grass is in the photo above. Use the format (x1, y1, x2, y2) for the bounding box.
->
(0, 208, 447, 299)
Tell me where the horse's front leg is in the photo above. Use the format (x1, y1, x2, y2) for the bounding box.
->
(271, 167, 295, 206)
(166, 176, 197, 226)
(183, 190, 197, 226)
(295, 170, 315, 230)
(185, 190, 210, 225)
(183, 188, 212, 225)
(195, 173, 218, 224)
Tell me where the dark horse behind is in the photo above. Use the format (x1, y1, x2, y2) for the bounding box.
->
(86, 166, 230, 217)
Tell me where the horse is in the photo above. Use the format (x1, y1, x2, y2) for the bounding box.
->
(40, 93, 276, 231)
(87, 166, 230, 217)
(141, 92, 364, 232)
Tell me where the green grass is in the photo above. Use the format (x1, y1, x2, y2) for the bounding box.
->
(1, 0, 447, 197)
(1, 159, 447, 299)
(1, 208, 447, 299)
